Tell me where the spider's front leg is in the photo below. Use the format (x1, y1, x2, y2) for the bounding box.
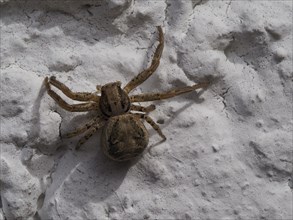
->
(130, 82, 210, 102)
(44, 77, 99, 112)
(123, 26, 164, 94)
(48, 76, 99, 102)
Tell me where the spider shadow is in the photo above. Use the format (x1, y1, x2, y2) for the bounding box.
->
(146, 88, 207, 151)
(162, 89, 206, 129)
(48, 112, 132, 205)
(46, 144, 132, 209)
(28, 80, 46, 142)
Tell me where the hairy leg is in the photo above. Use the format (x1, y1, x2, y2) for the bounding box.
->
(48, 76, 99, 102)
(132, 113, 166, 140)
(45, 77, 98, 112)
(130, 82, 209, 102)
(64, 115, 104, 138)
(130, 104, 156, 113)
(123, 26, 164, 94)
(76, 121, 105, 150)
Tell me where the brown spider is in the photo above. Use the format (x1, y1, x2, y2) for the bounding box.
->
(44, 26, 209, 161)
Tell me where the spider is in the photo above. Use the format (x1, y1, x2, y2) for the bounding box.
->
(44, 26, 209, 161)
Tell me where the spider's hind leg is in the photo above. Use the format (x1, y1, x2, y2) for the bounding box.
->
(64, 115, 104, 138)
(75, 121, 105, 150)
(133, 113, 166, 141)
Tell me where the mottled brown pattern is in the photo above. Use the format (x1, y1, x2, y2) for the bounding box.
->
(44, 26, 209, 161)
(100, 82, 130, 117)
(101, 115, 148, 161)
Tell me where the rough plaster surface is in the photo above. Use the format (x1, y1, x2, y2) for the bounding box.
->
(0, 0, 292, 219)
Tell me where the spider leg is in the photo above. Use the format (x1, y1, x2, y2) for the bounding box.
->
(130, 104, 156, 113)
(130, 82, 209, 102)
(45, 77, 98, 112)
(64, 115, 104, 138)
(75, 121, 105, 150)
(123, 26, 164, 94)
(48, 76, 99, 102)
(132, 113, 166, 141)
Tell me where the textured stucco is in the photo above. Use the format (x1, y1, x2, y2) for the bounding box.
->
(0, 0, 292, 219)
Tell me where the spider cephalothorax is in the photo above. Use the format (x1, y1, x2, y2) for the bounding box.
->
(45, 26, 209, 161)
(99, 81, 131, 117)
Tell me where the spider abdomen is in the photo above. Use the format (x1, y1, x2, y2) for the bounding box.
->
(101, 114, 149, 161)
